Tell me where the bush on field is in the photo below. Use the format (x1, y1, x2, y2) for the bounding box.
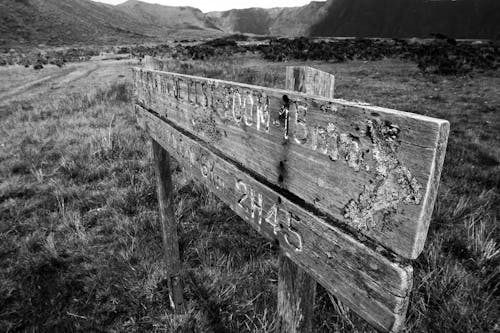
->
(258, 37, 499, 75)
(1, 35, 498, 76)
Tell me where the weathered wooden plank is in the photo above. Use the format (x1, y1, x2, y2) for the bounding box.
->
(152, 140, 186, 313)
(133, 67, 449, 259)
(134, 104, 412, 332)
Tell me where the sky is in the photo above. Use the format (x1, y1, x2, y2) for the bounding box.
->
(94, 0, 322, 12)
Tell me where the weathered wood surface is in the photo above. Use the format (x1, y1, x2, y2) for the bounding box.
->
(277, 255, 316, 333)
(152, 140, 186, 313)
(133, 67, 449, 259)
(285, 66, 335, 99)
(277, 66, 335, 333)
(135, 104, 412, 332)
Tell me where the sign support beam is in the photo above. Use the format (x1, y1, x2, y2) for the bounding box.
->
(148, 58, 186, 314)
(277, 66, 336, 332)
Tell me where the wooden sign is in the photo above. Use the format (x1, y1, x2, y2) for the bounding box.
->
(133, 66, 449, 260)
(133, 57, 449, 332)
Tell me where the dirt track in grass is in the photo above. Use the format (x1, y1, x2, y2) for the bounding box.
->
(0, 60, 137, 104)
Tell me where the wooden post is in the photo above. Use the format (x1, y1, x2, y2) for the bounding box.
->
(276, 66, 335, 332)
(152, 140, 186, 314)
(285, 66, 335, 100)
(277, 253, 317, 333)
(146, 57, 185, 314)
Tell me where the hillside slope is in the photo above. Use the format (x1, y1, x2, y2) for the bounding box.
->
(0, 0, 151, 46)
(209, 0, 500, 39)
(2, 0, 499, 47)
(206, 2, 327, 37)
(310, 0, 500, 39)
(206, 8, 280, 35)
(269, 1, 329, 36)
(116, 0, 222, 34)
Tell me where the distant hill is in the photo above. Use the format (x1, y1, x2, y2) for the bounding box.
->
(116, 0, 222, 35)
(309, 0, 500, 39)
(0, 0, 151, 46)
(207, 8, 280, 35)
(1, 0, 499, 47)
(0, 0, 222, 47)
(212, 0, 500, 39)
(207, 2, 327, 37)
(268, 1, 329, 36)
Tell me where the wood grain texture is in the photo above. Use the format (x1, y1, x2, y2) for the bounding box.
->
(414, 121, 450, 256)
(134, 104, 412, 332)
(277, 255, 316, 333)
(133, 67, 449, 259)
(152, 140, 186, 313)
(285, 66, 335, 99)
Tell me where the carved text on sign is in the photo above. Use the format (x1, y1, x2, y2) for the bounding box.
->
(150, 115, 304, 252)
(136, 71, 424, 226)
(136, 70, 369, 172)
(135, 67, 450, 260)
(136, 59, 450, 332)
(236, 179, 303, 252)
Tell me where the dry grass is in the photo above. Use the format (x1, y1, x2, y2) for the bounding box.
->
(0, 57, 498, 332)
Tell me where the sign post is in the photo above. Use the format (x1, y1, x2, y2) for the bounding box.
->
(276, 66, 335, 332)
(146, 58, 185, 314)
(133, 56, 449, 332)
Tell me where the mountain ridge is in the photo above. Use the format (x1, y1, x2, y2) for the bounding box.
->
(116, 0, 221, 32)
(206, 1, 328, 36)
(0, 0, 153, 45)
(1, 0, 498, 47)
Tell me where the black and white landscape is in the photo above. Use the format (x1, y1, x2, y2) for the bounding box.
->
(1, 0, 499, 45)
(0, 1, 498, 332)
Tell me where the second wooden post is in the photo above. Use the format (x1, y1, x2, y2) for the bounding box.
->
(277, 66, 335, 332)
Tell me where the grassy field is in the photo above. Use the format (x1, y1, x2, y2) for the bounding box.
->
(0, 56, 498, 332)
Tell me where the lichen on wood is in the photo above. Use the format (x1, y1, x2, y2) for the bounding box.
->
(344, 119, 423, 231)
(191, 111, 222, 143)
